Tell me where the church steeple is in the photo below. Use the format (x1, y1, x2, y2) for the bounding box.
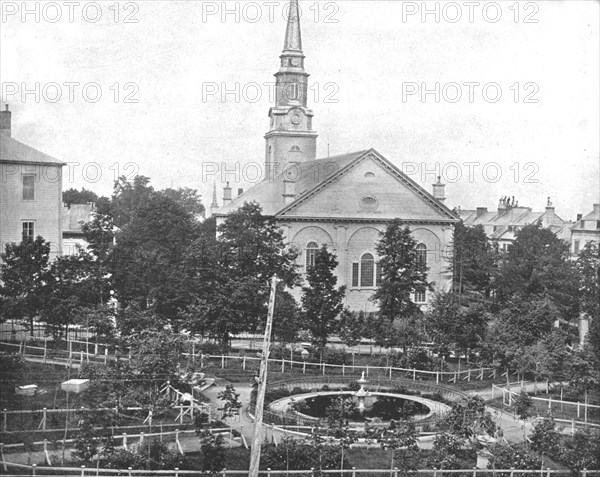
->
(264, 0, 318, 180)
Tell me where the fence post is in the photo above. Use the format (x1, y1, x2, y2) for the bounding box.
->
(2, 409, 6, 433)
(43, 340, 47, 363)
(303, 361, 306, 374)
(174, 468, 179, 477)
(389, 367, 392, 380)
(436, 372, 439, 384)
(81, 465, 86, 477)
(221, 355, 225, 369)
(128, 467, 132, 477)
(352, 467, 357, 477)
(32, 464, 37, 475)
(139, 432, 144, 446)
(0, 443, 6, 472)
(281, 359, 285, 373)
(267, 468, 272, 477)
(366, 366, 369, 377)
(510, 468, 514, 477)
(413, 369, 416, 381)
(104, 348, 108, 364)
(394, 467, 399, 477)
(323, 363, 326, 375)
(342, 363, 345, 376)
(122, 432, 127, 449)
(243, 357, 246, 370)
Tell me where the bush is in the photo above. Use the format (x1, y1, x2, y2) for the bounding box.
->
(322, 348, 350, 365)
(261, 437, 348, 472)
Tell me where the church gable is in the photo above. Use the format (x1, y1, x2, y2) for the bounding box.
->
(278, 151, 457, 222)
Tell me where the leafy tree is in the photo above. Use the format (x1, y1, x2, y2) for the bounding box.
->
(426, 292, 488, 357)
(496, 223, 578, 320)
(186, 202, 298, 345)
(439, 396, 496, 439)
(487, 442, 541, 470)
(512, 391, 536, 420)
(339, 310, 367, 348)
(374, 221, 431, 324)
(260, 437, 346, 472)
(81, 211, 115, 261)
(272, 284, 303, 346)
(429, 432, 477, 470)
(111, 192, 200, 328)
(377, 419, 420, 474)
(62, 187, 100, 207)
(324, 396, 357, 473)
(529, 417, 561, 468)
(451, 222, 497, 299)
(301, 245, 346, 358)
(109, 175, 155, 228)
(560, 429, 600, 472)
(162, 187, 205, 217)
(217, 384, 242, 419)
(0, 236, 51, 332)
(43, 250, 110, 340)
(198, 430, 226, 474)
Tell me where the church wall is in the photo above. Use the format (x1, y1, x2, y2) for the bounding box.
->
(279, 219, 454, 312)
(265, 134, 317, 175)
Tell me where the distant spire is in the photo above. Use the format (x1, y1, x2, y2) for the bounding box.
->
(283, 0, 302, 53)
(211, 182, 218, 208)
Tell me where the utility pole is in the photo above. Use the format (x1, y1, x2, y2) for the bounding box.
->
(248, 276, 278, 477)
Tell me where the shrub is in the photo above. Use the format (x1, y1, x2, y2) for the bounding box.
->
(322, 348, 350, 365)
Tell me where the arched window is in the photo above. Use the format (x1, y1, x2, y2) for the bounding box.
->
(306, 242, 319, 269)
(416, 243, 427, 267)
(290, 145, 301, 152)
(360, 253, 375, 287)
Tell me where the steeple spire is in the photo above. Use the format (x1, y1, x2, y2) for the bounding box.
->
(264, 0, 317, 180)
(283, 0, 302, 53)
(209, 182, 219, 216)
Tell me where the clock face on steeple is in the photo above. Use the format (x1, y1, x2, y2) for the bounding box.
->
(290, 111, 302, 125)
(290, 58, 301, 67)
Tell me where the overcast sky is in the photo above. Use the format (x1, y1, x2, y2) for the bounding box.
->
(1, 0, 598, 220)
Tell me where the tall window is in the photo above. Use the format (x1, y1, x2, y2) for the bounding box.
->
(306, 242, 318, 270)
(22, 221, 34, 242)
(416, 243, 427, 267)
(22, 174, 35, 201)
(352, 263, 359, 287)
(574, 240, 580, 255)
(360, 253, 375, 287)
(414, 289, 426, 304)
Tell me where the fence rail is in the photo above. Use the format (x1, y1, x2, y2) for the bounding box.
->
(0, 461, 599, 477)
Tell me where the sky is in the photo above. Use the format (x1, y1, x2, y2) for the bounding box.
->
(1, 0, 599, 221)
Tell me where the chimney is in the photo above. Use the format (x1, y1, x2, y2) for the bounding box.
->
(282, 169, 296, 205)
(476, 207, 488, 218)
(237, 188, 244, 197)
(432, 176, 445, 202)
(222, 182, 232, 206)
(545, 197, 555, 214)
(576, 213, 583, 222)
(0, 104, 11, 138)
(594, 204, 600, 214)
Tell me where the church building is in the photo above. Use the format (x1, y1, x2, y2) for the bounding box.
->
(214, 0, 458, 311)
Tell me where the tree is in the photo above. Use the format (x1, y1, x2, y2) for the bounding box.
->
(512, 391, 536, 420)
(0, 236, 51, 332)
(198, 430, 226, 474)
(62, 187, 100, 207)
(529, 417, 561, 468)
(162, 187, 205, 217)
(43, 250, 110, 340)
(339, 310, 367, 348)
(426, 292, 488, 357)
(301, 245, 346, 358)
(560, 429, 600, 472)
(373, 221, 431, 352)
(451, 222, 497, 299)
(439, 396, 496, 439)
(186, 202, 298, 345)
(109, 175, 155, 228)
(217, 384, 242, 419)
(377, 419, 420, 475)
(111, 192, 200, 328)
(496, 223, 578, 320)
(272, 284, 303, 346)
(324, 396, 358, 473)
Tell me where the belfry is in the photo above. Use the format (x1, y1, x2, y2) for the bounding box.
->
(264, 0, 318, 180)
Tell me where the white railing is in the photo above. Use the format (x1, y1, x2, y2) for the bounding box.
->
(0, 461, 599, 477)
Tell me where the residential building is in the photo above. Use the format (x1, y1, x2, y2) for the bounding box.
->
(571, 204, 600, 256)
(0, 105, 65, 259)
(62, 203, 94, 256)
(458, 197, 572, 251)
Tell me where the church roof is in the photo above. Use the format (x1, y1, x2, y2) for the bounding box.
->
(0, 135, 65, 166)
(216, 149, 459, 223)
